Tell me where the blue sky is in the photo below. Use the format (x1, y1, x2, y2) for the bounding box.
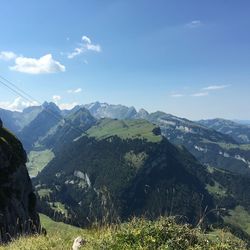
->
(0, 0, 249, 120)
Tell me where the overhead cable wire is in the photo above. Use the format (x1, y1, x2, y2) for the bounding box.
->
(0, 76, 87, 136)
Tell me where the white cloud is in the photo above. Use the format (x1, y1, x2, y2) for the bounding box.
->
(68, 35, 101, 59)
(58, 102, 78, 110)
(186, 20, 202, 28)
(51, 95, 78, 110)
(0, 101, 10, 109)
(170, 94, 184, 98)
(0, 51, 17, 61)
(10, 54, 65, 74)
(0, 97, 38, 112)
(74, 88, 82, 93)
(202, 84, 230, 91)
(82, 36, 91, 44)
(67, 88, 82, 94)
(191, 92, 209, 97)
(52, 95, 62, 104)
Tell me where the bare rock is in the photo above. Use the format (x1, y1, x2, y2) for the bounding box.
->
(0, 122, 40, 243)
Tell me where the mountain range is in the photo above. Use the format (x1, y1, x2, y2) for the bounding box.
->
(198, 118, 250, 144)
(2, 101, 250, 175)
(35, 117, 215, 227)
(1, 101, 250, 240)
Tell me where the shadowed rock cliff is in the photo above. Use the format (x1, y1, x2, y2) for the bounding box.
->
(0, 118, 40, 243)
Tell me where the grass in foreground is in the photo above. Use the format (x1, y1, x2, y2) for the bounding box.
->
(0, 214, 248, 249)
(0, 214, 87, 250)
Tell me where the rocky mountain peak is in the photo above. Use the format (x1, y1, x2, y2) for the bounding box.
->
(136, 108, 149, 119)
(42, 101, 61, 114)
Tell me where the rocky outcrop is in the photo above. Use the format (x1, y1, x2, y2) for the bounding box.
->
(0, 118, 40, 243)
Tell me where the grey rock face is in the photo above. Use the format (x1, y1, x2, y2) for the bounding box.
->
(135, 109, 149, 119)
(84, 102, 137, 119)
(0, 120, 40, 243)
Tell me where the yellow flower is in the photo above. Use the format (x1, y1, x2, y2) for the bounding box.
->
(133, 229, 141, 236)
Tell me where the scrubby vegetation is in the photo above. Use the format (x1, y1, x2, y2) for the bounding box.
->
(97, 218, 247, 250)
(0, 215, 247, 250)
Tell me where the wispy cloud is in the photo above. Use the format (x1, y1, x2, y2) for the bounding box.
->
(191, 92, 209, 97)
(58, 102, 78, 110)
(10, 54, 65, 74)
(67, 88, 82, 94)
(186, 20, 202, 28)
(170, 94, 184, 98)
(171, 83, 230, 99)
(51, 95, 77, 110)
(52, 95, 61, 104)
(0, 51, 17, 61)
(0, 97, 38, 111)
(202, 84, 230, 91)
(68, 35, 101, 59)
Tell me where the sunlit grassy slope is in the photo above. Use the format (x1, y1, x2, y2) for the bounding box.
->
(0, 214, 247, 250)
(86, 118, 162, 143)
(206, 180, 228, 197)
(27, 149, 54, 177)
(224, 206, 250, 235)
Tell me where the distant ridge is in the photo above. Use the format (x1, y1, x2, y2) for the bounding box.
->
(1, 101, 250, 174)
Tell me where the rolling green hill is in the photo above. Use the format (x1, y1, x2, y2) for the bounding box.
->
(34, 118, 215, 228)
(82, 102, 250, 175)
(86, 118, 162, 142)
(27, 111, 250, 241)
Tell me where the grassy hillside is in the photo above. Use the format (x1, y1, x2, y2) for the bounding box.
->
(35, 122, 214, 227)
(27, 149, 55, 177)
(34, 117, 250, 237)
(0, 214, 87, 250)
(224, 206, 250, 235)
(0, 214, 247, 250)
(86, 118, 162, 143)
